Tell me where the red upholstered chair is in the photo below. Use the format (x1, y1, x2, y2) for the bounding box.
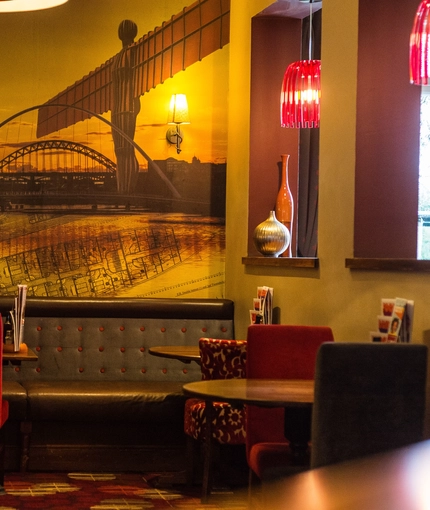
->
(246, 324, 334, 485)
(184, 338, 247, 494)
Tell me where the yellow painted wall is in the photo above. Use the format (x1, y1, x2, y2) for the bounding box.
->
(226, 0, 430, 355)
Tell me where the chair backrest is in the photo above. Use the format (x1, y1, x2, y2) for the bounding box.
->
(245, 324, 334, 459)
(311, 342, 428, 469)
(198, 338, 247, 380)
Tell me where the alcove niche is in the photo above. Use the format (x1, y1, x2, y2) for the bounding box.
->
(245, 0, 321, 268)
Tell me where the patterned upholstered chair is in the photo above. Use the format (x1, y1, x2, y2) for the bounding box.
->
(184, 338, 247, 494)
(246, 324, 334, 487)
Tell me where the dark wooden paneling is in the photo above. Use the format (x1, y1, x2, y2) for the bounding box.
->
(354, 0, 421, 258)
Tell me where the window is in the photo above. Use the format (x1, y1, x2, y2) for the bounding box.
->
(418, 87, 430, 259)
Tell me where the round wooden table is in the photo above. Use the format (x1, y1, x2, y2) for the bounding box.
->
(183, 378, 314, 501)
(183, 378, 314, 406)
(148, 345, 200, 364)
(264, 439, 430, 509)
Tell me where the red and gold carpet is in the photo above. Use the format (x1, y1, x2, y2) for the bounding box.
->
(0, 471, 249, 509)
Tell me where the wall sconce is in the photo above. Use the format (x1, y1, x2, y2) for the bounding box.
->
(410, 0, 430, 85)
(280, 0, 322, 128)
(0, 0, 68, 11)
(166, 94, 190, 154)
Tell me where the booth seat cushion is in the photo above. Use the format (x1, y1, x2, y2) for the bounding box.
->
(23, 381, 186, 422)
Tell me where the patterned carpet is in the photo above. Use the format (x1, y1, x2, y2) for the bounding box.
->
(0, 471, 250, 509)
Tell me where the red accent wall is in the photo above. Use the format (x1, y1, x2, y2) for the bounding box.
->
(354, 0, 421, 258)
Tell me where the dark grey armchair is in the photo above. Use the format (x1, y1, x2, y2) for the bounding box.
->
(311, 342, 428, 468)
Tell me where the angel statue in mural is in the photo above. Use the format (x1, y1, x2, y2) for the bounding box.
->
(111, 19, 141, 194)
(36, 0, 230, 195)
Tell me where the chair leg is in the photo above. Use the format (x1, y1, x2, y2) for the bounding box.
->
(186, 435, 198, 486)
(20, 421, 32, 473)
(248, 468, 261, 509)
(201, 399, 215, 503)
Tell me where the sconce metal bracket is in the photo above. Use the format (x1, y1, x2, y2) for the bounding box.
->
(166, 126, 184, 154)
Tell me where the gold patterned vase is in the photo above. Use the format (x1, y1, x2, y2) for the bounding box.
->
(253, 211, 291, 257)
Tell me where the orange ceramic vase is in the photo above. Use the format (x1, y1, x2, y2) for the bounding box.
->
(275, 154, 294, 257)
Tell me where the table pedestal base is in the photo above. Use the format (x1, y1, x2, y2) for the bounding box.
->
(284, 407, 312, 466)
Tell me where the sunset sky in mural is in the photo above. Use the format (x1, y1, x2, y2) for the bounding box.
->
(0, 0, 229, 165)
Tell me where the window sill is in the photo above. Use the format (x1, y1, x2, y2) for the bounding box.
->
(242, 257, 319, 268)
(345, 258, 430, 272)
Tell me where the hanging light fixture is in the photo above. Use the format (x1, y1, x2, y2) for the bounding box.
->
(280, 0, 322, 128)
(410, 0, 430, 85)
(0, 0, 68, 12)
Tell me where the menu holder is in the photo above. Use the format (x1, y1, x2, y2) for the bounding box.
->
(250, 286, 274, 324)
(370, 297, 414, 343)
(8, 285, 27, 353)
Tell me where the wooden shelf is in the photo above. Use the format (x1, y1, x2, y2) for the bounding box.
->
(242, 257, 319, 268)
(345, 258, 430, 272)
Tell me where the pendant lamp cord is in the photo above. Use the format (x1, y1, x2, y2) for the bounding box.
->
(309, 0, 313, 60)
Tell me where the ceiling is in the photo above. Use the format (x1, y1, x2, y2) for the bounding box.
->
(256, 0, 322, 19)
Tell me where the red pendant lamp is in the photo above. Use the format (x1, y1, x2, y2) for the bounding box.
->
(410, 0, 430, 85)
(281, 0, 321, 128)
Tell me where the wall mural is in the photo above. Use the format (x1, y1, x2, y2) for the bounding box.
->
(0, 0, 229, 299)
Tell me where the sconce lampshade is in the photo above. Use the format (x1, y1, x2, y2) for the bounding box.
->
(280, 59, 321, 128)
(167, 94, 190, 125)
(0, 0, 68, 11)
(410, 0, 430, 85)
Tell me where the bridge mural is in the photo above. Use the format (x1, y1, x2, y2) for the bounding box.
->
(0, 0, 229, 298)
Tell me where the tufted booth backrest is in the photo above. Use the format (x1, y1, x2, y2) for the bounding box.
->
(0, 297, 234, 383)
